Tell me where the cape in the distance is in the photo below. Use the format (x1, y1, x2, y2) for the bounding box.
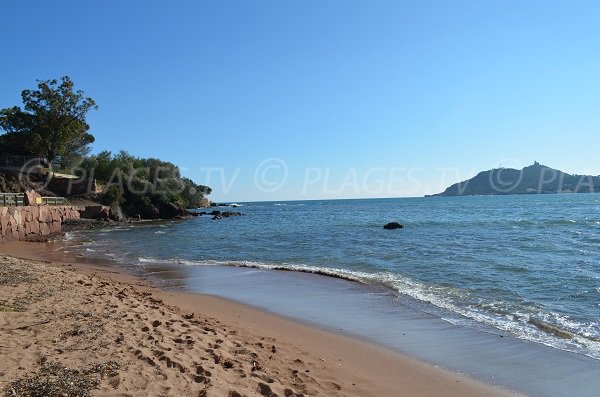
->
(429, 162, 600, 196)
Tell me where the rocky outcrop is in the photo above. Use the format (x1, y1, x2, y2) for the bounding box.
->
(222, 211, 242, 217)
(47, 176, 96, 196)
(159, 203, 187, 219)
(0, 205, 84, 243)
(80, 205, 110, 220)
(109, 204, 125, 221)
(210, 202, 240, 207)
(197, 197, 211, 208)
(211, 211, 242, 220)
(383, 222, 404, 230)
(23, 190, 42, 206)
(0, 171, 54, 196)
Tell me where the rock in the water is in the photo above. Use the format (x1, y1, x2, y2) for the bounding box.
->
(221, 211, 241, 217)
(383, 222, 404, 230)
(211, 211, 242, 220)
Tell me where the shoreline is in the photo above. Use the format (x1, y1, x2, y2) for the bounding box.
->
(137, 255, 600, 397)
(0, 241, 517, 397)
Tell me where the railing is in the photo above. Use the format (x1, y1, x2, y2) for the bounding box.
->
(0, 193, 24, 206)
(41, 196, 66, 205)
(0, 193, 67, 207)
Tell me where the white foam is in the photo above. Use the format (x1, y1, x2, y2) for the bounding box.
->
(127, 256, 600, 360)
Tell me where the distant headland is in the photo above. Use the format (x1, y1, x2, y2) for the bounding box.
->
(429, 162, 600, 197)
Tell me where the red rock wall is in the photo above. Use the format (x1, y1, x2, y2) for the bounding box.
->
(0, 205, 84, 244)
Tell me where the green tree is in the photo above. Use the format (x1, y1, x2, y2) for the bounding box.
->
(0, 76, 97, 166)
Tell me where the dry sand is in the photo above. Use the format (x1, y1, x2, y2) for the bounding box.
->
(0, 243, 519, 397)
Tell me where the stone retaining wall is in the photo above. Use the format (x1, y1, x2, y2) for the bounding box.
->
(0, 205, 84, 244)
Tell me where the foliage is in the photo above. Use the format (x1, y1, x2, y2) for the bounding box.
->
(1, 78, 213, 218)
(79, 150, 211, 218)
(0, 76, 97, 167)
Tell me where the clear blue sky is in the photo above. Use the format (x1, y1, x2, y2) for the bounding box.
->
(2, 1, 599, 201)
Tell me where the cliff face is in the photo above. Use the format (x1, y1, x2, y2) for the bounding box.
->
(434, 162, 600, 196)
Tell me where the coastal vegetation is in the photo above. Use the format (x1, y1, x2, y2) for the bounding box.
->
(0, 77, 212, 218)
(0, 76, 96, 167)
(79, 151, 211, 218)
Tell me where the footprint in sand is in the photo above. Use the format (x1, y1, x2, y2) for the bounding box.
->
(284, 389, 305, 397)
(156, 353, 186, 373)
(326, 381, 342, 391)
(193, 374, 209, 384)
(134, 349, 156, 366)
(222, 360, 234, 369)
(257, 382, 277, 397)
(196, 364, 209, 376)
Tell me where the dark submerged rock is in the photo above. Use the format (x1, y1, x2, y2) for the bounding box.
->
(211, 211, 242, 220)
(221, 211, 241, 217)
(383, 222, 404, 230)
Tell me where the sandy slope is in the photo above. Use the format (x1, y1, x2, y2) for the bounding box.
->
(0, 251, 517, 397)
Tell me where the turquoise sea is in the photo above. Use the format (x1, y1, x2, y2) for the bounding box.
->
(67, 194, 600, 364)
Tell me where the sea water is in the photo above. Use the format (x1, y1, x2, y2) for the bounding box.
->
(68, 194, 600, 363)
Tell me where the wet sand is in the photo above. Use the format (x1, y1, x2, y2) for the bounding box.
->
(0, 241, 517, 397)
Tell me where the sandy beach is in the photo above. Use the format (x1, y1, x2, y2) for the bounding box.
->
(0, 242, 518, 397)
